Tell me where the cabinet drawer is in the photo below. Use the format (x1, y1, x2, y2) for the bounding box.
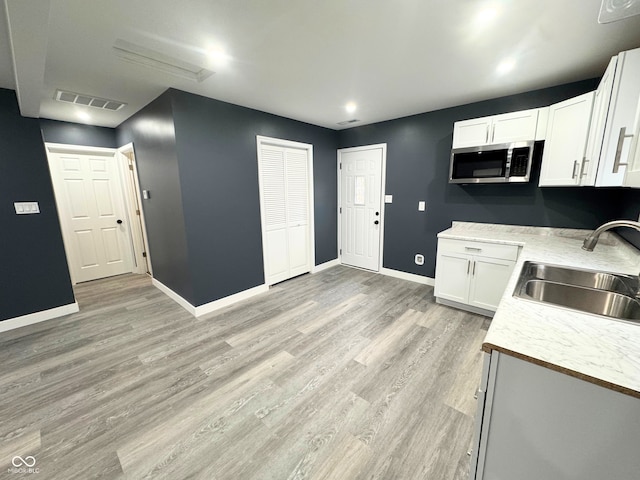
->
(438, 238, 519, 261)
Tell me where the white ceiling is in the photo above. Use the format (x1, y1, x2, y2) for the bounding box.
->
(2, 0, 640, 130)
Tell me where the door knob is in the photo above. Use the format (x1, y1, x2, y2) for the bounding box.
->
(374, 220, 379, 225)
(117, 219, 123, 224)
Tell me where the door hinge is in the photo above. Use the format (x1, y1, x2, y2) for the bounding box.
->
(339, 163, 342, 170)
(136, 209, 140, 215)
(339, 207, 342, 214)
(128, 164, 134, 171)
(142, 252, 147, 258)
(339, 248, 342, 255)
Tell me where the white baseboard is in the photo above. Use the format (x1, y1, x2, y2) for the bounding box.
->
(311, 259, 340, 273)
(152, 278, 197, 316)
(380, 267, 434, 286)
(194, 284, 269, 317)
(0, 302, 79, 333)
(152, 278, 269, 317)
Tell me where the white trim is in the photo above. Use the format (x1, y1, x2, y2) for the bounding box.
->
(380, 267, 434, 286)
(45, 143, 117, 155)
(0, 302, 79, 333)
(152, 278, 269, 318)
(256, 135, 315, 286)
(152, 278, 197, 316)
(311, 258, 340, 273)
(117, 143, 152, 276)
(194, 284, 269, 317)
(337, 143, 387, 272)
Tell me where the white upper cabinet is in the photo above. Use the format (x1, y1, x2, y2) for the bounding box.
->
(623, 98, 640, 188)
(582, 56, 617, 186)
(593, 47, 640, 186)
(539, 92, 595, 187)
(453, 109, 540, 148)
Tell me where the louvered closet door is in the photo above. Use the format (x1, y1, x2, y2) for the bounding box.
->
(260, 145, 311, 285)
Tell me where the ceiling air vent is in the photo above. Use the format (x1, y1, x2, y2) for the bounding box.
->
(337, 119, 360, 125)
(113, 39, 214, 83)
(599, 0, 640, 23)
(55, 90, 127, 111)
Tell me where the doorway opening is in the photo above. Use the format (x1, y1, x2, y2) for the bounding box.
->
(45, 143, 150, 285)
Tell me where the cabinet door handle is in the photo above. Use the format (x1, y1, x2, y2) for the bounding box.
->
(467, 260, 471, 275)
(465, 246, 482, 252)
(613, 127, 633, 173)
(472, 261, 476, 276)
(491, 124, 496, 143)
(571, 160, 579, 179)
(580, 157, 588, 177)
(485, 125, 490, 144)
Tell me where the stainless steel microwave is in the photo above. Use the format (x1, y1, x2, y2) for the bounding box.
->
(449, 141, 534, 184)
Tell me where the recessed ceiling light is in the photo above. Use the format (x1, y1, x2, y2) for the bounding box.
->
(476, 7, 498, 25)
(206, 46, 230, 68)
(345, 102, 357, 114)
(76, 111, 91, 122)
(497, 59, 515, 75)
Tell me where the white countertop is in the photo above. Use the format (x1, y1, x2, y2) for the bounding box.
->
(438, 222, 640, 398)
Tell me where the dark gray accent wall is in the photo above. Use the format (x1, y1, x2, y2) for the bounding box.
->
(40, 118, 118, 148)
(614, 189, 640, 249)
(117, 91, 194, 303)
(338, 79, 632, 278)
(170, 89, 338, 306)
(0, 88, 75, 321)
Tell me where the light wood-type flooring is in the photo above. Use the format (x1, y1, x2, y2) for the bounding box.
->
(0, 266, 490, 479)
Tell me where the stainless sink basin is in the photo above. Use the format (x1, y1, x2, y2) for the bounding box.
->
(514, 262, 640, 323)
(525, 262, 636, 296)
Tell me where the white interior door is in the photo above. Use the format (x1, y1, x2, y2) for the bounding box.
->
(258, 139, 313, 286)
(48, 149, 134, 283)
(339, 146, 384, 271)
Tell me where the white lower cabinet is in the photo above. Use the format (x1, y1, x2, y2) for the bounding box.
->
(434, 238, 519, 315)
(471, 351, 640, 480)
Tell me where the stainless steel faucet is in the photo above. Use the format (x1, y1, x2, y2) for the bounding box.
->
(582, 220, 640, 251)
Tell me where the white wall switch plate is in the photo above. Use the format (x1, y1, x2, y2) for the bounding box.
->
(385, 195, 393, 203)
(142, 190, 150, 199)
(415, 254, 424, 265)
(418, 201, 426, 211)
(14, 202, 40, 214)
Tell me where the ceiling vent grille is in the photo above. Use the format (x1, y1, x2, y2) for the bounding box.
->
(337, 119, 360, 125)
(113, 39, 214, 83)
(55, 90, 126, 111)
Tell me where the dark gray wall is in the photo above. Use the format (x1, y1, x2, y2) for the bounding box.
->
(0, 88, 75, 321)
(170, 89, 338, 305)
(117, 91, 194, 303)
(614, 189, 640, 249)
(338, 79, 633, 278)
(40, 118, 118, 148)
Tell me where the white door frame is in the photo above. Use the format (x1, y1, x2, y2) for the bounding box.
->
(256, 135, 315, 285)
(45, 142, 143, 283)
(117, 143, 152, 275)
(337, 143, 387, 272)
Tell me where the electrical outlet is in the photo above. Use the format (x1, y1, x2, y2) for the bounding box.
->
(414, 254, 424, 265)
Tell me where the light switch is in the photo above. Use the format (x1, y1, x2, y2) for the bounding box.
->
(142, 190, 150, 200)
(14, 202, 40, 214)
(384, 195, 393, 203)
(418, 201, 426, 211)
